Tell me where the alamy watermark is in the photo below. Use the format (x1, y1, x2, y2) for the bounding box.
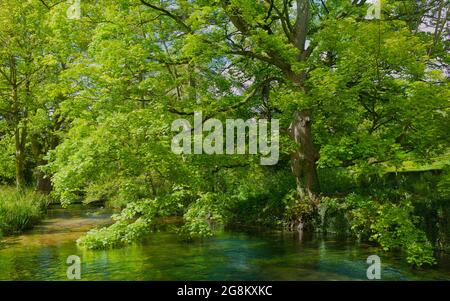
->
(66, 0, 81, 20)
(171, 112, 279, 165)
(66, 255, 81, 280)
(366, 255, 381, 280)
(365, 0, 381, 20)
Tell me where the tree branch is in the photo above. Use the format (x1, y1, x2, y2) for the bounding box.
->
(140, 0, 192, 33)
(168, 77, 282, 120)
(38, 0, 65, 10)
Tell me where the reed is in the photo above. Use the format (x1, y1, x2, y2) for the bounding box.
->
(0, 186, 49, 236)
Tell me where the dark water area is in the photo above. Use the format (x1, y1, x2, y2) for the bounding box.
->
(1, 205, 449, 280)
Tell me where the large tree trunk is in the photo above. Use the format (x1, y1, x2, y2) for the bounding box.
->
(289, 110, 319, 229)
(288, 109, 320, 226)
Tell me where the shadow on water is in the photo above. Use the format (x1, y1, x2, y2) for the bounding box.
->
(0, 205, 449, 280)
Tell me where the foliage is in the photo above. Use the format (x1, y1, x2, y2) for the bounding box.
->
(322, 194, 436, 267)
(77, 200, 156, 249)
(283, 189, 319, 229)
(46, 109, 182, 207)
(0, 135, 15, 183)
(77, 186, 195, 249)
(371, 201, 436, 267)
(178, 192, 224, 240)
(218, 166, 294, 228)
(0, 186, 49, 235)
(438, 165, 450, 198)
(0, 0, 448, 269)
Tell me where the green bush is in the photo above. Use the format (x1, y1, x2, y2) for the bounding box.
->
(322, 194, 436, 267)
(0, 186, 49, 235)
(77, 218, 152, 249)
(371, 200, 436, 267)
(178, 192, 224, 240)
(77, 187, 194, 249)
(77, 199, 159, 249)
(78, 189, 226, 248)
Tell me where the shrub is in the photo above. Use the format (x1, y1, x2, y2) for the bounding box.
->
(77, 187, 194, 249)
(371, 201, 436, 267)
(178, 192, 224, 240)
(322, 194, 436, 267)
(77, 199, 157, 249)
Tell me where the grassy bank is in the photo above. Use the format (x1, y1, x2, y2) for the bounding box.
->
(0, 186, 50, 237)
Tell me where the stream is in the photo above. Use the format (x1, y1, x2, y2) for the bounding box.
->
(1, 205, 450, 280)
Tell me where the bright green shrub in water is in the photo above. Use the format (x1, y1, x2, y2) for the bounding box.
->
(77, 186, 198, 249)
(371, 201, 436, 267)
(77, 189, 227, 249)
(0, 186, 49, 235)
(322, 194, 436, 267)
(178, 192, 224, 240)
(77, 218, 152, 249)
(77, 199, 159, 249)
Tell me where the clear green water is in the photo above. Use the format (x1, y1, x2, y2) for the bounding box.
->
(1, 206, 449, 280)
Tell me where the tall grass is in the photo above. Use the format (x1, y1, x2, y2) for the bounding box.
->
(0, 186, 50, 236)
